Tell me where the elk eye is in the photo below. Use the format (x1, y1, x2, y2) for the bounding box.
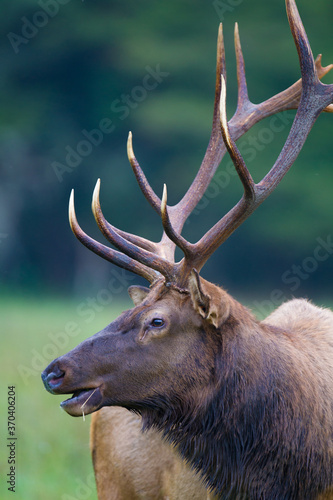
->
(150, 318, 164, 328)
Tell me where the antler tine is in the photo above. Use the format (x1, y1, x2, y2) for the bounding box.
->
(180, 0, 333, 276)
(69, 190, 158, 283)
(219, 75, 256, 200)
(287, 0, 317, 87)
(234, 22, 250, 111)
(91, 178, 159, 254)
(127, 132, 162, 215)
(91, 179, 175, 280)
(160, 184, 193, 259)
(126, 132, 183, 262)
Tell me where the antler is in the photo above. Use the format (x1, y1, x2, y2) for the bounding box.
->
(69, 0, 333, 287)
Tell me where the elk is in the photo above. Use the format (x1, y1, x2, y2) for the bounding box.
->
(42, 0, 333, 498)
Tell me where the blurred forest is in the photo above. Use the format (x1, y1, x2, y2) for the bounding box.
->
(1, 0, 333, 307)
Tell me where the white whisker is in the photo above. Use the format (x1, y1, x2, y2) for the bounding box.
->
(80, 388, 98, 421)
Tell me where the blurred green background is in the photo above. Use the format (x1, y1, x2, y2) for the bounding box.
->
(0, 0, 332, 498)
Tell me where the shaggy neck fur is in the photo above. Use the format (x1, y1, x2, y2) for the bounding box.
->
(140, 298, 333, 500)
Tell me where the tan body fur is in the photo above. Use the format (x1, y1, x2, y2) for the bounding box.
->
(91, 407, 215, 500)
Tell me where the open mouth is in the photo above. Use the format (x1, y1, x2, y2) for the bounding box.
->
(60, 386, 103, 417)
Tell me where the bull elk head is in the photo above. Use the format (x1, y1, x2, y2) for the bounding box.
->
(42, 0, 333, 497)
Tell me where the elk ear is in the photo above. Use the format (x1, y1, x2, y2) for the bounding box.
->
(128, 286, 150, 306)
(188, 270, 230, 328)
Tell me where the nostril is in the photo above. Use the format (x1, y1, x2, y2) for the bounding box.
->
(48, 371, 65, 385)
(41, 368, 65, 394)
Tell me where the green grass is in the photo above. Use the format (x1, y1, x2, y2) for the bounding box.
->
(0, 295, 127, 500)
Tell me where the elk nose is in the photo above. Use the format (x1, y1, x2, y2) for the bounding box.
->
(41, 364, 65, 394)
